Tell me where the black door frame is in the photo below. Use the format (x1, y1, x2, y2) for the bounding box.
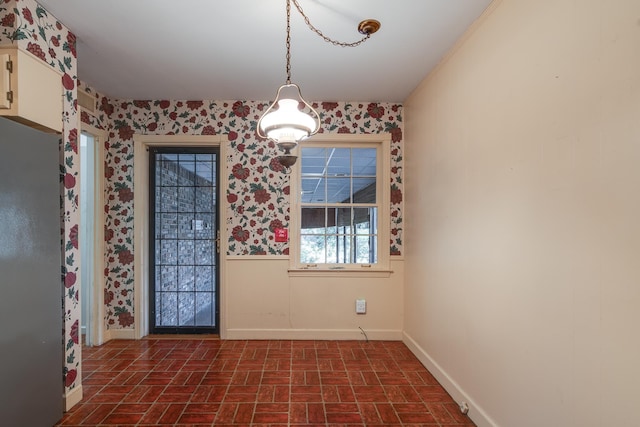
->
(148, 146, 220, 334)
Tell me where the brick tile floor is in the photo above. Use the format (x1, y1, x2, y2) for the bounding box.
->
(56, 339, 476, 426)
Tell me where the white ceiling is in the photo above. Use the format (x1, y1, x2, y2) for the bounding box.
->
(36, 0, 492, 103)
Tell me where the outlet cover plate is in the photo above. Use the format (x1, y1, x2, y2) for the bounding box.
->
(355, 299, 366, 314)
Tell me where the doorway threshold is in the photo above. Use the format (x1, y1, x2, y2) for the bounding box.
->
(145, 334, 220, 340)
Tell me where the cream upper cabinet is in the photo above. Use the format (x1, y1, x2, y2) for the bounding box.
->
(0, 47, 63, 133)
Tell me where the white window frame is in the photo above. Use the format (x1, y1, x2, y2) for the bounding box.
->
(289, 133, 391, 276)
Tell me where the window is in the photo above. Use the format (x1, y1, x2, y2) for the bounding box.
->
(290, 134, 390, 273)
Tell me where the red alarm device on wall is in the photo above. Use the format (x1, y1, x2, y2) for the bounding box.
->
(274, 228, 288, 242)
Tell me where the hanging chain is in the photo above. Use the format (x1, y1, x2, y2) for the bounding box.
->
(285, 0, 292, 84)
(291, 0, 372, 48)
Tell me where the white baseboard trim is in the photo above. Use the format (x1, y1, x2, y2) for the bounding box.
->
(104, 328, 137, 341)
(64, 384, 83, 411)
(402, 332, 498, 427)
(225, 328, 402, 341)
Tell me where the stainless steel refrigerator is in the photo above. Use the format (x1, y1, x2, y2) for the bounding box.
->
(0, 117, 64, 425)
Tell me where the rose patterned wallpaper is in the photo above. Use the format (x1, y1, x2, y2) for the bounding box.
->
(1, 0, 80, 395)
(2, 0, 404, 406)
(81, 97, 404, 331)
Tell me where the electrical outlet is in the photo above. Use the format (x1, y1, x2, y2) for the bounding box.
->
(355, 299, 366, 314)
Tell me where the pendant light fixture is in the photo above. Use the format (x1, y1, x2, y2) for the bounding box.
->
(257, 0, 380, 169)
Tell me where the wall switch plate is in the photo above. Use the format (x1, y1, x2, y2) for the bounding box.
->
(355, 299, 366, 314)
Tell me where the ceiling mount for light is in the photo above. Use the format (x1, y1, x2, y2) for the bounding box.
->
(257, 0, 380, 171)
(358, 19, 381, 35)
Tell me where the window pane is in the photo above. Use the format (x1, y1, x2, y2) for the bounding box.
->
(195, 213, 214, 240)
(177, 160, 195, 186)
(195, 159, 214, 184)
(352, 178, 376, 203)
(178, 187, 195, 212)
(301, 208, 325, 231)
(355, 235, 377, 263)
(195, 186, 213, 212)
(354, 208, 374, 234)
(195, 292, 213, 326)
(336, 208, 351, 232)
(326, 177, 350, 203)
(178, 266, 195, 291)
(301, 177, 322, 203)
(195, 266, 213, 291)
(160, 186, 178, 211)
(326, 207, 337, 233)
(301, 147, 327, 176)
(178, 292, 195, 326)
(327, 148, 351, 176)
(161, 292, 178, 326)
(159, 266, 177, 291)
(336, 234, 352, 263)
(300, 235, 325, 263)
(352, 148, 377, 176)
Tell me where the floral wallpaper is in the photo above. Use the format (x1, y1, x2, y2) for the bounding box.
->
(85, 97, 403, 331)
(1, 0, 80, 395)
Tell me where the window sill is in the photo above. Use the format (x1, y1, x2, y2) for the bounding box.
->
(288, 268, 393, 278)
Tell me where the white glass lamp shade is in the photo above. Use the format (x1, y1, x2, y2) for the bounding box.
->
(260, 99, 317, 142)
(257, 83, 320, 145)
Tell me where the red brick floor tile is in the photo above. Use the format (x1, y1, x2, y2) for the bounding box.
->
(256, 384, 276, 402)
(321, 371, 350, 385)
(213, 402, 238, 423)
(326, 411, 363, 423)
(138, 385, 165, 402)
(307, 402, 326, 423)
(189, 384, 214, 402)
(427, 402, 458, 423)
(394, 402, 437, 424)
(101, 412, 144, 424)
(255, 403, 289, 413)
(274, 385, 290, 402)
(358, 402, 383, 424)
(111, 403, 152, 414)
(399, 385, 423, 402)
(206, 386, 227, 402)
(322, 385, 340, 402)
(361, 371, 381, 385)
(353, 385, 387, 402)
(183, 402, 219, 414)
(254, 411, 291, 423)
(87, 392, 129, 404)
(291, 385, 322, 399)
(157, 403, 186, 424)
(337, 385, 357, 402)
(80, 403, 117, 425)
(415, 384, 453, 402)
(262, 370, 291, 384)
(234, 402, 255, 423)
(325, 402, 360, 413)
(288, 402, 307, 423)
(136, 402, 169, 424)
(376, 402, 402, 424)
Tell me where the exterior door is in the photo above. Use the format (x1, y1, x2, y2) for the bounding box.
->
(149, 148, 219, 334)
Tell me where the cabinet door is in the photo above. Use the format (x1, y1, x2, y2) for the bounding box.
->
(0, 117, 63, 426)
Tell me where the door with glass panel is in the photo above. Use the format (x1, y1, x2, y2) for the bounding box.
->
(149, 148, 219, 334)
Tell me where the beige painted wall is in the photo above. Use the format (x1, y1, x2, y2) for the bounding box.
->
(224, 258, 404, 340)
(403, 0, 640, 426)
